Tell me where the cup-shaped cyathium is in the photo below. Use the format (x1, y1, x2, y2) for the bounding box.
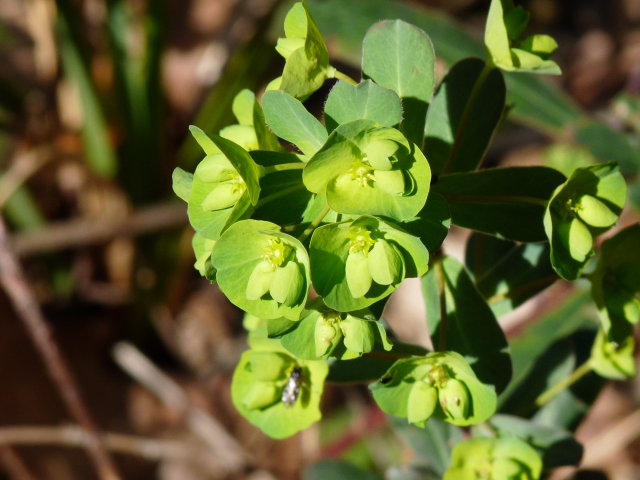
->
(303, 120, 431, 221)
(271, 300, 393, 360)
(231, 347, 328, 438)
(370, 351, 497, 427)
(544, 162, 625, 280)
(211, 220, 310, 321)
(444, 436, 543, 480)
(310, 216, 429, 312)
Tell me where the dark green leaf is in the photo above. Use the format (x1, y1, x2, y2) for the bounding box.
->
(424, 58, 505, 175)
(304, 460, 383, 480)
(486, 415, 583, 468)
(498, 290, 593, 409)
(422, 256, 511, 392)
(465, 233, 556, 317)
(391, 416, 462, 477)
(402, 193, 451, 253)
(433, 166, 566, 242)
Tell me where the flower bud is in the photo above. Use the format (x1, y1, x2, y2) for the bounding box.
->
(243, 382, 279, 410)
(576, 194, 618, 228)
(275, 37, 305, 58)
(314, 317, 339, 357)
(197, 154, 234, 182)
(246, 260, 275, 300)
(558, 217, 592, 262)
(363, 139, 398, 170)
(368, 239, 402, 286)
(439, 378, 470, 420)
(373, 169, 405, 195)
(407, 381, 438, 424)
(248, 351, 287, 381)
(201, 180, 245, 211)
(346, 251, 373, 298)
(270, 261, 303, 305)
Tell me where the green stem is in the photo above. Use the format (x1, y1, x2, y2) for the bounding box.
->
(331, 68, 358, 85)
(262, 162, 305, 175)
(435, 260, 448, 351)
(441, 61, 494, 175)
(535, 360, 592, 407)
(298, 205, 331, 243)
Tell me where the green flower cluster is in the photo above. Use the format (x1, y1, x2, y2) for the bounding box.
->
(444, 436, 543, 480)
(370, 352, 497, 427)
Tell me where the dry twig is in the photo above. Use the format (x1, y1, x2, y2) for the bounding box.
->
(112, 342, 248, 474)
(0, 425, 220, 470)
(0, 217, 122, 480)
(12, 202, 187, 257)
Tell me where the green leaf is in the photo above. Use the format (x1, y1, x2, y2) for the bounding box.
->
(423, 58, 505, 175)
(231, 345, 328, 439)
(362, 20, 435, 145)
(544, 162, 626, 280)
(303, 120, 431, 220)
(307, 0, 580, 132)
(590, 328, 636, 380)
(188, 125, 219, 155)
(433, 166, 566, 242)
(231, 89, 255, 126)
(465, 233, 556, 317)
(422, 256, 511, 392)
(172, 167, 193, 202)
(390, 416, 463, 478)
(211, 220, 311, 320)
(324, 80, 403, 132)
(304, 460, 383, 480)
(57, 4, 117, 178)
(276, 2, 331, 99)
(187, 155, 253, 240)
(370, 352, 497, 427)
(262, 90, 328, 157)
(310, 216, 428, 312)
(484, 0, 560, 74)
(444, 436, 543, 480)
(486, 414, 583, 468)
(205, 133, 263, 206)
(402, 193, 451, 253)
(192, 232, 216, 281)
(497, 290, 592, 410)
(326, 342, 428, 382)
(590, 224, 640, 340)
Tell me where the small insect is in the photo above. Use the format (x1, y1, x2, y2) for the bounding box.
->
(281, 367, 302, 406)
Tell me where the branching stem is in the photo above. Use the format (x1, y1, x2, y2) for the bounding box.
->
(298, 205, 331, 242)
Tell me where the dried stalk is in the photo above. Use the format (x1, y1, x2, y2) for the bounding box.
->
(0, 217, 122, 480)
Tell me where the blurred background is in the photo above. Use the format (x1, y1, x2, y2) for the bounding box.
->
(0, 0, 639, 478)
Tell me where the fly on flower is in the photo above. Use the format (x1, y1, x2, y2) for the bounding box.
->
(281, 367, 302, 406)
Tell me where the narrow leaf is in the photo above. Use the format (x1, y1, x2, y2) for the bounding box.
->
(424, 58, 505, 175)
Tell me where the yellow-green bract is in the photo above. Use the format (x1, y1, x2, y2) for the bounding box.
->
(444, 436, 543, 479)
(231, 345, 328, 439)
(211, 219, 311, 321)
(309, 216, 429, 312)
(370, 351, 497, 427)
(544, 162, 626, 280)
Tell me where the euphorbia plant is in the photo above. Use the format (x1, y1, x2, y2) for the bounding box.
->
(173, 0, 639, 476)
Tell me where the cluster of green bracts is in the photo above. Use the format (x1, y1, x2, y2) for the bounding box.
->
(171, 0, 637, 476)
